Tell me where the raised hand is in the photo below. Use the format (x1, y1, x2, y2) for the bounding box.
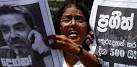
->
(28, 30, 49, 54)
(48, 35, 80, 55)
(85, 31, 94, 46)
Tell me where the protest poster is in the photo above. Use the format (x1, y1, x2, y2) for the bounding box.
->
(90, 0, 137, 67)
(0, 0, 61, 67)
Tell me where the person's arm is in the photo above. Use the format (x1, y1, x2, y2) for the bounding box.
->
(73, 46, 101, 67)
(48, 35, 101, 67)
(78, 31, 101, 67)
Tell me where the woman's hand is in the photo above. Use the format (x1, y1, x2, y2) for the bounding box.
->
(48, 35, 80, 55)
(85, 31, 94, 46)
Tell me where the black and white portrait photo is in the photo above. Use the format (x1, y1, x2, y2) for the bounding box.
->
(0, 0, 60, 67)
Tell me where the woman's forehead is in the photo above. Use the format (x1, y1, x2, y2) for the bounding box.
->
(63, 7, 84, 16)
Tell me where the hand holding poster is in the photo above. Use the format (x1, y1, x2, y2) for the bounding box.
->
(90, 0, 137, 67)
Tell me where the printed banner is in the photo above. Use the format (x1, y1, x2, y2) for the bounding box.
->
(0, 0, 61, 67)
(90, 0, 137, 67)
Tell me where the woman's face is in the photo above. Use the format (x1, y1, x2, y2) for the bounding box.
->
(60, 7, 88, 44)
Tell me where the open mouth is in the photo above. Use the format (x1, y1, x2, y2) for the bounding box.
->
(68, 30, 79, 37)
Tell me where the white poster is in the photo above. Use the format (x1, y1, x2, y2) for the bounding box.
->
(90, 0, 137, 67)
(0, 0, 62, 67)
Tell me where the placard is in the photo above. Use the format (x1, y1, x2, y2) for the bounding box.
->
(0, 0, 61, 67)
(90, 0, 137, 67)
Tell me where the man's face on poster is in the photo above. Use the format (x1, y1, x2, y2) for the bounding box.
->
(0, 13, 31, 50)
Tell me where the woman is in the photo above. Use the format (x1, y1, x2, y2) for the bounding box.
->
(48, 2, 101, 67)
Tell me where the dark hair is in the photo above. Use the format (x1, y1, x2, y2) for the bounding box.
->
(0, 5, 35, 29)
(54, 3, 91, 51)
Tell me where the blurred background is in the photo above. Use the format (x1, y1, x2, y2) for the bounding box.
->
(48, 0, 93, 18)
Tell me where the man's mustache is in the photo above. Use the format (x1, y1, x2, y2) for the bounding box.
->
(9, 37, 27, 45)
